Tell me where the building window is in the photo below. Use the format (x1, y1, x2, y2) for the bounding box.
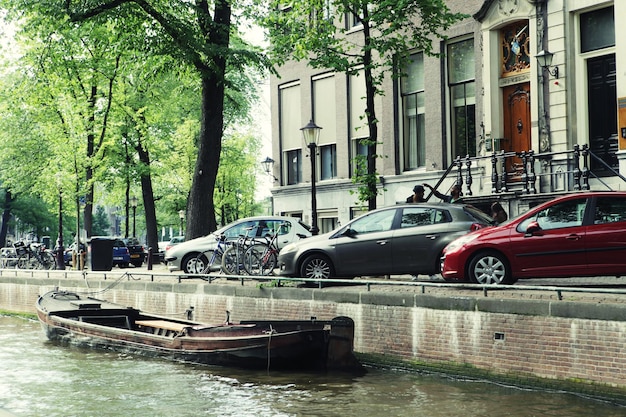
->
(448, 38, 476, 158)
(320, 144, 336, 180)
(285, 149, 301, 185)
(349, 69, 369, 176)
(352, 138, 368, 176)
(279, 82, 302, 184)
(580, 7, 615, 53)
(400, 53, 425, 170)
(312, 73, 337, 180)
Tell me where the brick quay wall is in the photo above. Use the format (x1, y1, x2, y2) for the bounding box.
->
(1, 272, 625, 403)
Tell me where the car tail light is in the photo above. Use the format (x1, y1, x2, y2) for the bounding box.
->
(470, 223, 484, 232)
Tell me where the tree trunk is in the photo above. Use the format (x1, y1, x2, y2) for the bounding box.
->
(83, 84, 98, 238)
(136, 140, 159, 259)
(0, 190, 13, 247)
(185, 2, 231, 240)
(362, 11, 378, 212)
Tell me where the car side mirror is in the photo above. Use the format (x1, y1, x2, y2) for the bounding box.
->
(525, 220, 542, 236)
(342, 228, 357, 238)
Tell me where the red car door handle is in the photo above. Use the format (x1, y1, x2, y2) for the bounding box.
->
(566, 234, 582, 240)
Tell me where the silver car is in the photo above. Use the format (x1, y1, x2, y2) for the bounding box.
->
(165, 216, 311, 273)
(277, 203, 494, 280)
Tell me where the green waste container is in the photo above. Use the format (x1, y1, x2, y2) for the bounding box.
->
(89, 237, 114, 271)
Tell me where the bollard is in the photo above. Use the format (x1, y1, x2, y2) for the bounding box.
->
(147, 247, 153, 270)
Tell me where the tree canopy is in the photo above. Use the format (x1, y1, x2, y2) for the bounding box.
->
(0, 1, 266, 248)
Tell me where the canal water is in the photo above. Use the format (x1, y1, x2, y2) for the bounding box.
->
(1, 316, 624, 417)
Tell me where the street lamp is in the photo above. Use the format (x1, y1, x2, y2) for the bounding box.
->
(55, 174, 65, 270)
(300, 120, 322, 235)
(535, 49, 559, 79)
(261, 156, 278, 181)
(178, 209, 185, 236)
(130, 196, 138, 237)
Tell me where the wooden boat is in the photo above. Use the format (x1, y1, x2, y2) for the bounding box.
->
(36, 289, 362, 372)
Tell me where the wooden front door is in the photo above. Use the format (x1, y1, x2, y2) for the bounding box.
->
(502, 83, 531, 176)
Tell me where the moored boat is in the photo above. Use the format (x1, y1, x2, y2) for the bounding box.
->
(36, 289, 361, 372)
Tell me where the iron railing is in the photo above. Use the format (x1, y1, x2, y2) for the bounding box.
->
(428, 144, 626, 200)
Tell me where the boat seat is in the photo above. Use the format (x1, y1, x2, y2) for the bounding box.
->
(135, 319, 189, 336)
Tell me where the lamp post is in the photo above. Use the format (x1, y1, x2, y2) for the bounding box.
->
(130, 196, 137, 237)
(178, 210, 185, 236)
(55, 176, 65, 270)
(300, 120, 322, 235)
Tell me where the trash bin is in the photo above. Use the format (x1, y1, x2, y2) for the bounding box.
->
(89, 237, 114, 271)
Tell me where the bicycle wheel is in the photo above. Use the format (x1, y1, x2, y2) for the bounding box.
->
(195, 249, 222, 274)
(221, 246, 245, 275)
(17, 254, 33, 269)
(243, 244, 277, 276)
(40, 252, 56, 270)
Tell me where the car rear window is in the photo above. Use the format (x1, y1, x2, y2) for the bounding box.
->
(463, 206, 495, 225)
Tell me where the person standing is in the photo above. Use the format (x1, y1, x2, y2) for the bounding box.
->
(491, 201, 508, 224)
(406, 185, 427, 203)
(423, 183, 462, 203)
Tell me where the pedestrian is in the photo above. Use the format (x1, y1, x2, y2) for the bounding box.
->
(406, 185, 427, 203)
(491, 201, 508, 224)
(423, 183, 462, 203)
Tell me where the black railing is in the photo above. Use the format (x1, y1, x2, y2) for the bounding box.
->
(433, 144, 624, 199)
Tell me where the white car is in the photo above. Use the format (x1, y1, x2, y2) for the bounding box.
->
(164, 216, 311, 273)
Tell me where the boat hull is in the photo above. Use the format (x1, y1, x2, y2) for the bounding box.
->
(36, 290, 361, 372)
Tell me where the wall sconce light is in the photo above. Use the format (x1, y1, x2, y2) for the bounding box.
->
(535, 49, 559, 79)
(261, 156, 278, 182)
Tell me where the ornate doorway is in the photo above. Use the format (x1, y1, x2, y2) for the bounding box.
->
(502, 83, 531, 177)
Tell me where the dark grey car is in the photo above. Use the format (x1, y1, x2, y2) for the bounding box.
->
(277, 203, 494, 280)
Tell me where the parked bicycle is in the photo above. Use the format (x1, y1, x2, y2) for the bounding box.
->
(14, 240, 56, 270)
(221, 226, 262, 276)
(193, 234, 230, 274)
(242, 223, 285, 276)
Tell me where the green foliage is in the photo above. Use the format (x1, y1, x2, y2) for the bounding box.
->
(0, 1, 268, 241)
(92, 206, 110, 236)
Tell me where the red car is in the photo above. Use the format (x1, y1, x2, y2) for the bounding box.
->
(441, 191, 626, 284)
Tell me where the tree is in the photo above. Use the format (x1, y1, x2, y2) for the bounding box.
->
(92, 206, 111, 236)
(263, 0, 465, 210)
(57, 0, 268, 240)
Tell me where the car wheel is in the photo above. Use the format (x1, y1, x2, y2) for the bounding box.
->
(132, 261, 142, 268)
(299, 254, 333, 280)
(181, 254, 201, 274)
(467, 251, 512, 285)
